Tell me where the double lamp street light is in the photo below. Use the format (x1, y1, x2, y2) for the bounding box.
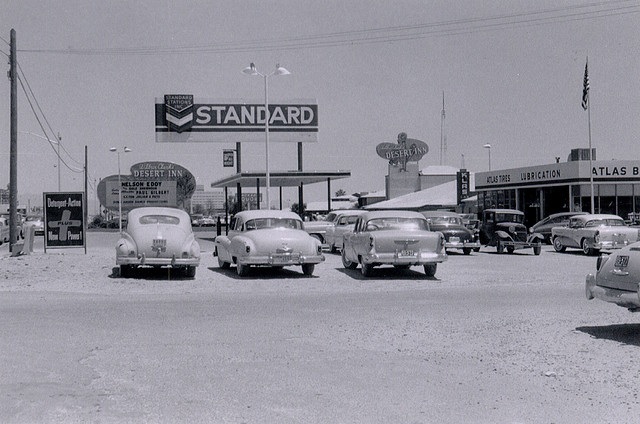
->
(242, 63, 291, 210)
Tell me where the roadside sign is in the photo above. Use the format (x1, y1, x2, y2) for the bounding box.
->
(44, 192, 85, 250)
(223, 150, 234, 167)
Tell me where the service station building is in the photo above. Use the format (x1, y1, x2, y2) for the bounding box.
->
(475, 149, 640, 225)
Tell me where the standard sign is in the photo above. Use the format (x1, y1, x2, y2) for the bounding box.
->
(44, 192, 85, 249)
(155, 95, 318, 143)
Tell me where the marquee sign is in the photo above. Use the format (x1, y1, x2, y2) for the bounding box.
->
(97, 162, 196, 211)
(155, 96, 318, 143)
(376, 132, 429, 171)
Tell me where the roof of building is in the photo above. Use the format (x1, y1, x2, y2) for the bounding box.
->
(364, 180, 461, 210)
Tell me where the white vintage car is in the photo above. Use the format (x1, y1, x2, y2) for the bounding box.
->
(115, 207, 201, 277)
(215, 210, 325, 276)
(324, 210, 365, 253)
(342, 210, 447, 277)
(551, 214, 640, 255)
(586, 242, 640, 312)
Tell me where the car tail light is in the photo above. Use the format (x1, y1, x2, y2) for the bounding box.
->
(245, 245, 251, 253)
(369, 236, 374, 249)
(317, 244, 322, 255)
(594, 231, 600, 243)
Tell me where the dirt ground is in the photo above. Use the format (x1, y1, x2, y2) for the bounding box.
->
(1, 231, 640, 423)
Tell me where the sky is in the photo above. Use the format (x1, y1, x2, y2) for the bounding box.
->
(1, 0, 639, 213)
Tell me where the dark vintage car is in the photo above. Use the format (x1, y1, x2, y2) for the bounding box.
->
(530, 211, 587, 244)
(421, 211, 480, 255)
(479, 209, 543, 255)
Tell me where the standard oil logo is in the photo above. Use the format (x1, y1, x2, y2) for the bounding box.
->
(164, 94, 194, 133)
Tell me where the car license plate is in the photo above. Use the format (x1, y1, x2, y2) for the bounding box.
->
(152, 239, 166, 252)
(399, 250, 415, 257)
(615, 255, 629, 268)
(449, 237, 460, 243)
(272, 254, 298, 264)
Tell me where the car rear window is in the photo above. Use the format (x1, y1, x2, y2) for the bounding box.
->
(586, 219, 625, 227)
(365, 217, 428, 231)
(431, 216, 463, 225)
(139, 215, 180, 225)
(245, 218, 302, 230)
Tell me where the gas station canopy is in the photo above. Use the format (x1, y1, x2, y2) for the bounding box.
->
(211, 170, 351, 188)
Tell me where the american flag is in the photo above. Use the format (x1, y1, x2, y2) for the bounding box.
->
(582, 59, 589, 110)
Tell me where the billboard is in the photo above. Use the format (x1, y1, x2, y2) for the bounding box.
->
(376, 132, 429, 171)
(97, 162, 196, 211)
(44, 192, 85, 249)
(155, 96, 318, 143)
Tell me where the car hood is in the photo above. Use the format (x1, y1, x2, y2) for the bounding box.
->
(429, 224, 472, 239)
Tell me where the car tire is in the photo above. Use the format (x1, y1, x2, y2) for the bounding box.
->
(184, 266, 196, 278)
(236, 262, 249, 276)
(507, 246, 515, 254)
(463, 248, 472, 255)
(533, 245, 541, 255)
(360, 262, 374, 277)
(330, 244, 337, 254)
(341, 249, 357, 269)
(496, 241, 504, 254)
(302, 264, 315, 276)
(553, 237, 566, 252)
(218, 255, 230, 269)
(582, 239, 597, 256)
(473, 247, 480, 252)
(424, 264, 437, 277)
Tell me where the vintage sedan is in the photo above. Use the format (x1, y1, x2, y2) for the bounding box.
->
(421, 211, 480, 255)
(215, 210, 325, 276)
(479, 209, 543, 255)
(586, 242, 640, 312)
(115, 207, 200, 277)
(530, 211, 587, 244)
(341, 210, 447, 277)
(551, 214, 640, 255)
(324, 210, 365, 253)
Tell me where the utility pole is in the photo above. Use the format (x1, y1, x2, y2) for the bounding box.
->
(9, 29, 18, 254)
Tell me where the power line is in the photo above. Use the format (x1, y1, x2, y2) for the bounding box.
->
(16, 1, 639, 56)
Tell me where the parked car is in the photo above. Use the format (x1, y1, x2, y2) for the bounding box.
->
(24, 215, 44, 236)
(115, 207, 200, 277)
(586, 242, 640, 311)
(421, 211, 480, 255)
(303, 210, 354, 244)
(191, 214, 204, 226)
(341, 210, 447, 277)
(324, 210, 365, 253)
(0, 212, 24, 239)
(0, 217, 9, 244)
(215, 210, 325, 276)
(551, 214, 640, 255)
(530, 211, 587, 244)
(459, 213, 480, 231)
(479, 209, 543, 255)
(199, 216, 216, 227)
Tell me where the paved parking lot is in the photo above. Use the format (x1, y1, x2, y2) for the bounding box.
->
(1, 231, 639, 423)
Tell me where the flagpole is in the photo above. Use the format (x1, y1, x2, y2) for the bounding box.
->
(588, 93, 594, 214)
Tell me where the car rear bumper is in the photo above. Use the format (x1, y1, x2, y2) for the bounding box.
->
(117, 256, 200, 267)
(445, 240, 480, 250)
(586, 273, 640, 310)
(594, 240, 632, 250)
(361, 251, 447, 265)
(237, 253, 325, 266)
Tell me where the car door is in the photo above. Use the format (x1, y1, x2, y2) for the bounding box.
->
(344, 217, 362, 261)
(566, 218, 584, 247)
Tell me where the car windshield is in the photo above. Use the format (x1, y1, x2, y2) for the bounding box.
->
(245, 218, 302, 230)
(431, 216, 463, 225)
(139, 215, 180, 225)
(365, 217, 428, 231)
(585, 219, 625, 227)
(495, 213, 524, 224)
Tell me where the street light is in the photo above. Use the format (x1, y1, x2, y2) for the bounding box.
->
(109, 146, 132, 232)
(242, 63, 291, 209)
(483, 143, 492, 171)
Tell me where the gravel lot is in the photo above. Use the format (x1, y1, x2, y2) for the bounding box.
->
(1, 231, 639, 423)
